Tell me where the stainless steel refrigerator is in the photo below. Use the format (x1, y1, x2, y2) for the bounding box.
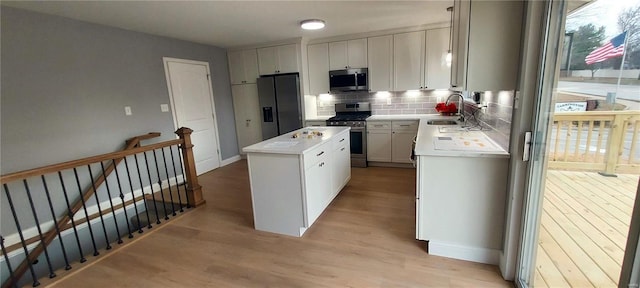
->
(257, 73, 302, 140)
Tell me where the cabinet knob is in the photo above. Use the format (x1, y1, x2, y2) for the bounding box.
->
(345, 66, 348, 69)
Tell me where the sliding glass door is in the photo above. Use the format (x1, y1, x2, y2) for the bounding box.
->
(515, 0, 640, 287)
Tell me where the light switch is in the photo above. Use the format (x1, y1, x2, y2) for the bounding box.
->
(160, 104, 169, 112)
(124, 106, 132, 116)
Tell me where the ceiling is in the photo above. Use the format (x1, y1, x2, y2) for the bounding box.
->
(3, 1, 453, 49)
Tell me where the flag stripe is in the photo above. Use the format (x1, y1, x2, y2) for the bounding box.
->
(584, 31, 627, 65)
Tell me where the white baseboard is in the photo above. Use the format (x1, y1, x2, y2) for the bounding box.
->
(429, 240, 500, 265)
(220, 155, 241, 167)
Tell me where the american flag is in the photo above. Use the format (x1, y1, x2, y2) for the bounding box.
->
(585, 31, 627, 65)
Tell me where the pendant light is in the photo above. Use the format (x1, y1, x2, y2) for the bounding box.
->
(446, 6, 453, 67)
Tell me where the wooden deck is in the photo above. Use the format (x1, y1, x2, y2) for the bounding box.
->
(534, 170, 639, 287)
(44, 160, 512, 287)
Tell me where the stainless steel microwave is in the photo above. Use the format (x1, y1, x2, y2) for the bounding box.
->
(329, 68, 368, 92)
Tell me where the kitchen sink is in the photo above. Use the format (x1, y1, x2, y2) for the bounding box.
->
(426, 120, 458, 125)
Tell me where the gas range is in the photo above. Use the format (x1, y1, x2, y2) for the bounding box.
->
(326, 103, 371, 127)
(325, 102, 371, 168)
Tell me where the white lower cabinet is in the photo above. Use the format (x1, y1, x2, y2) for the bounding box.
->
(391, 121, 419, 163)
(246, 129, 351, 237)
(416, 155, 508, 264)
(304, 148, 331, 227)
(331, 133, 351, 198)
(367, 121, 392, 162)
(367, 120, 418, 163)
(304, 120, 326, 127)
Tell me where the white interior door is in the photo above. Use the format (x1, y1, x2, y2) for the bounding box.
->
(164, 58, 221, 175)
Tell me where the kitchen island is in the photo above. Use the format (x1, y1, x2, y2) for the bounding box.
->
(414, 119, 509, 265)
(243, 126, 351, 237)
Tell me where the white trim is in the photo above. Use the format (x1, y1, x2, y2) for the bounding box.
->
(162, 57, 223, 173)
(428, 241, 500, 265)
(3, 175, 183, 248)
(220, 155, 241, 167)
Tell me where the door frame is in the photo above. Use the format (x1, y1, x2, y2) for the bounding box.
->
(162, 57, 223, 169)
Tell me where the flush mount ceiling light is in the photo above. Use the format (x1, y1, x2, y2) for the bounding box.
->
(300, 19, 326, 30)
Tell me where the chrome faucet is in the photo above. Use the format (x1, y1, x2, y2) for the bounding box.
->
(445, 93, 465, 123)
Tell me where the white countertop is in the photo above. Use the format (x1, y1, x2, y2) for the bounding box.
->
(243, 127, 350, 155)
(414, 118, 509, 158)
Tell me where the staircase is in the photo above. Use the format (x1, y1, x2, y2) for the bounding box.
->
(130, 188, 188, 231)
(0, 127, 205, 288)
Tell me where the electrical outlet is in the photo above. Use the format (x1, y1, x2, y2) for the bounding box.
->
(160, 104, 169, 112)
(124, 106, 132, 116)
(387, 98, 392, 105)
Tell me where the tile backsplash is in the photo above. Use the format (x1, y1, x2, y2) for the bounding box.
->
(464, 91, 514, 150)
(316, 90, 453, 116)
(314, 89, 514, 150)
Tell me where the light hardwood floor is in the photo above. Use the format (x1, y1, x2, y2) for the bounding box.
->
(534, 170, 639, 287)
(50, 160, 512, 287)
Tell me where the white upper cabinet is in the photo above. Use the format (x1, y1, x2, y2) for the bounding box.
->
(451, 0, 470, 90)
(328, 38, 368, 70)
(393, 31, 425, 91)
(228, 49, 259, 85)
(425, 28, 451, 90)
(367, 35, 394, 92)
(307, 43, 330, 95)
(257, 44, 299, 75)
(451, 0, 523, 91)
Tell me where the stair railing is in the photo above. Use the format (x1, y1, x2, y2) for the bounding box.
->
(0, 127, 204, 288)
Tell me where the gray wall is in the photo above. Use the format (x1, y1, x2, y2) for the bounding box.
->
(1, 7, 238, 175)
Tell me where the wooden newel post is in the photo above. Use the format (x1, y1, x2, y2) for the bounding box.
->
(176, 127, 206, 207)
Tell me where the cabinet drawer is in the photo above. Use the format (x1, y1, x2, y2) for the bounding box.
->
(304, 142, 330, 169)
(392, 121, 419, 131)
(305, 120, 326, 127)
(367, 121, 391, 130)
(331, 131, 349, 150)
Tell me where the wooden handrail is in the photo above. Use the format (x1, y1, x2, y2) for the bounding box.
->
(1, 128, 202, 288)
(0, 139, 182, 184)
(1, 132, 161, 255)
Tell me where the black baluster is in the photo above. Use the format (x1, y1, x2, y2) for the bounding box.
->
(152, 149, 170, 220)
(73, 168, 99, 256)
(169, 146, 185, 212)
(86, 165, 111, 250)
(143, 151, 161, 224)
(161, 147, 177, 216)
(124, 156, 144, 232)
(133, 154, 153, 229)
(114, 159, 134, 238)
(1, 235, 17, 288)
(41, 175, 71, 270)
(3, 184, 41, 287)
(57, 171, 86, 263)
(23, 180, 56, 279)
(100, 161, 123, 244)
(176, 146, 191, 208)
